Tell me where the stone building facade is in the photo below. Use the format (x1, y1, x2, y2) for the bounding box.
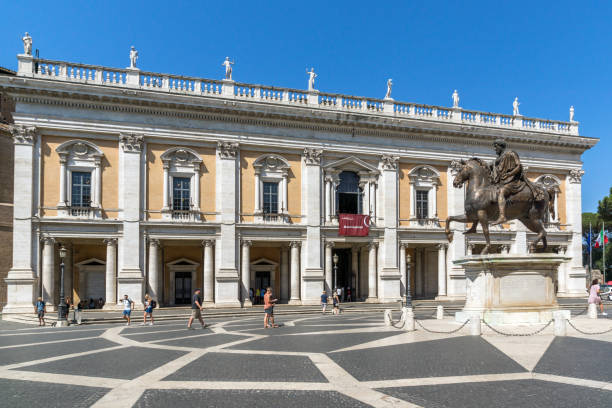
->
(0, 47, 597, 314)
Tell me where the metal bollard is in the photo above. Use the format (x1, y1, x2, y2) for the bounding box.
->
(588, 303, 598, 319)
(384, 309, 392, 326)
(470, 314, 481, 336)
(436, 305, 444, 320)
(402, 307, 415, 331)
(553, 311, 567, 336)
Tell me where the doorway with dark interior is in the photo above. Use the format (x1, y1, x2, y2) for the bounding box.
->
(174, 272, 192, 305)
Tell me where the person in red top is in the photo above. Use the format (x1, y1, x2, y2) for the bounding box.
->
(263, 287, 279, 328)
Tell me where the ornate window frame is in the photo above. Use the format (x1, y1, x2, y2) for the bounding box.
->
(55, 140, 104, 219)
(408, 165, 441, 227)
(253, 154, 290, 223)
(160, 147, 203, 222)
(535, 174, 561, 230)
(322, 156, 379, 225)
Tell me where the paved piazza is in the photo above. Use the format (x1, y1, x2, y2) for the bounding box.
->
(0, 310, 611, 408)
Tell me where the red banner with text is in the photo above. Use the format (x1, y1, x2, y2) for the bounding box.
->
(338, 213, 370, 236)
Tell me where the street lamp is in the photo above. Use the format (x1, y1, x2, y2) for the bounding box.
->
(57, 245, 68, 326)
(332, 253, 339, 291)
(405, 255, 413, 308)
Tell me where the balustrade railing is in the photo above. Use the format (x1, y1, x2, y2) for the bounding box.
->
(24, 57, 578, 136)
(69, 206, 92, 217)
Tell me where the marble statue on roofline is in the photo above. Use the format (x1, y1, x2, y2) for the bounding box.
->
(570, 105, 575, 122)
(222, 57, 234, 80)
(513, 97, 520, 116)
(129, 46, 138, 69)
(452, 89, 460, 108)
(22, 32, 32, 56)
(384, 79, 393, 100)
(306, 68, 317, 91)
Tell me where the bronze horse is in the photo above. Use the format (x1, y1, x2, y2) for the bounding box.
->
(445, 158, 555, 255)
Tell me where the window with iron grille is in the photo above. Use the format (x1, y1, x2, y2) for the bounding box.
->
(416, 190, 428, 219)
(172, 177, 191, 210)
(71, 172, 91, 207)
(263, 182, 279, 214)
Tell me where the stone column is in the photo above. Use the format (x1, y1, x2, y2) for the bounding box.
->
(41, 237, 56, 307)
(564, 169, 587, 296)
(202, 240, 215, 304)
(280, 245, 289, 301)
(93, 158, 102, 208)
(63, 244, 73, 302)
(147, 239, 160, 301)
(162, 162, 170, 210)
(288, 241, 301, 304)
(437, 244, 447, 298)
(241, 240, 252, 307)
(215, 141, 240, 306)
(379, 155, 401, 302)
(104, 238, 117, 308)
(118, 133, 144, 305)
(324, 241, 334, 294)
(254, 170, 261, 213)
(415, 248, 423, 297)
(399, 243, 407, 299)
(351, 246, 359, 294)
(193, 165, 200, 212)
(302, 148, 324, 305)
(325, 176, 331, 222)
(4, 126, 38, 314)
(366, 242, 378, 302)
(446, 161, 467, 298)
(58, 156, 67, 206)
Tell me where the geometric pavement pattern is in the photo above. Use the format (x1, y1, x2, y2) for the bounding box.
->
(0, 312, 611, 407)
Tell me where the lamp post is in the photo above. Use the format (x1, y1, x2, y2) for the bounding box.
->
(57, 245, 68, 326)
(405, 255, 413, 308)
(332, 253, 339, 292)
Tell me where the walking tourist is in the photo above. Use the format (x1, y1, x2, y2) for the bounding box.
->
(187, 289, 206, 329)
(263, 287, 279, 328)
(588, 279, 607, 316)
(333, 292, 340, 315)
(73, 298, 82, 324)
(121, 294, 134, 326)
(249, 287, 254, 304)
(35, 296, 46, 326)
(260, 288, 266, 305)
(143, 294, 154, 325)
(346, 287, 352, 302)
(65, 297, 72, 320)
(321, 291, 328, 314)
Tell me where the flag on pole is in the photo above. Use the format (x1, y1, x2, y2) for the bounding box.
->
(594, 229, 609, 248)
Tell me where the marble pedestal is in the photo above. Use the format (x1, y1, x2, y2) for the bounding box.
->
(454, 254, 569, 324)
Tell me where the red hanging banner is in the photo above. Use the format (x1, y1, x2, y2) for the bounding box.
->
(338, 213, 370, 236)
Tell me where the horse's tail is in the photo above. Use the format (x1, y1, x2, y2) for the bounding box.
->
(546, 187, 556, 220)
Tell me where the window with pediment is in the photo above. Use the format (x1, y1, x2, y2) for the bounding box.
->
(160, 147, 203, 221)
(253, 155, 290, 223)
(535, 174, 561, 228)
(56, 140, 104, 219)
(408, 166, 440, 227)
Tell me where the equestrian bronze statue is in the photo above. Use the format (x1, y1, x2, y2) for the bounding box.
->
(445, 139, 556, 254)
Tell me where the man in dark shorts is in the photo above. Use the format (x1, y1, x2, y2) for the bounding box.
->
(263, 287, 279, 328)
(187, 289, 206, 329)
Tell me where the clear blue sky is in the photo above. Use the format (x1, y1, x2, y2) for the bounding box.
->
(1, 1, 609, 212)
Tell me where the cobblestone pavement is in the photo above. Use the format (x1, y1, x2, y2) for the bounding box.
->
(0, 309, 610, 407)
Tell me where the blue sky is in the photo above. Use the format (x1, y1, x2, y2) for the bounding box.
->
(1, 1, 610, 212)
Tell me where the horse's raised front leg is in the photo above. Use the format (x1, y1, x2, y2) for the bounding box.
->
(478, 209, 491, 255)
(445, 214, 471, 242)
(521, 217, 547, 253)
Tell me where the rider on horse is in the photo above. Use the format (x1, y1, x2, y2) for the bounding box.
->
(491, 139, 542, 225)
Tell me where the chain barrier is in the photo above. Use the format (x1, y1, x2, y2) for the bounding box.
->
(572, 307, 589, 317)
(481, 319, 553, 336)
(566, 319, 612, 335)
(414, 318, 469, 334)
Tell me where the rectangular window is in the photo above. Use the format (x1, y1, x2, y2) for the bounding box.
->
(71, 172, 91, 207)
(262, 182, 279, 214)
(416, 190, 429, 219)
(172, 177, 191, 211)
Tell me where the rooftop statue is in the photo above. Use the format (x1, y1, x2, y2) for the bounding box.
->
(385, 79, 393, 100)
(222, 57, 234, 80)
(452, 89, 459, 108)
(513, 97, 520, 116)
(22, 32, 32, 55)
(306, 68, 317, 91)
(570, 105, 575, 122)
(129, 46, 138, 69)
(445, 139, 555, 254)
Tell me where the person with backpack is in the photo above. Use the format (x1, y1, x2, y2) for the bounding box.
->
(143, 294, 155, 326)
(35, 297, 46, 326)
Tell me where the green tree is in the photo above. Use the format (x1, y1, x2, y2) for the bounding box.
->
(597, 186, 612, 223)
